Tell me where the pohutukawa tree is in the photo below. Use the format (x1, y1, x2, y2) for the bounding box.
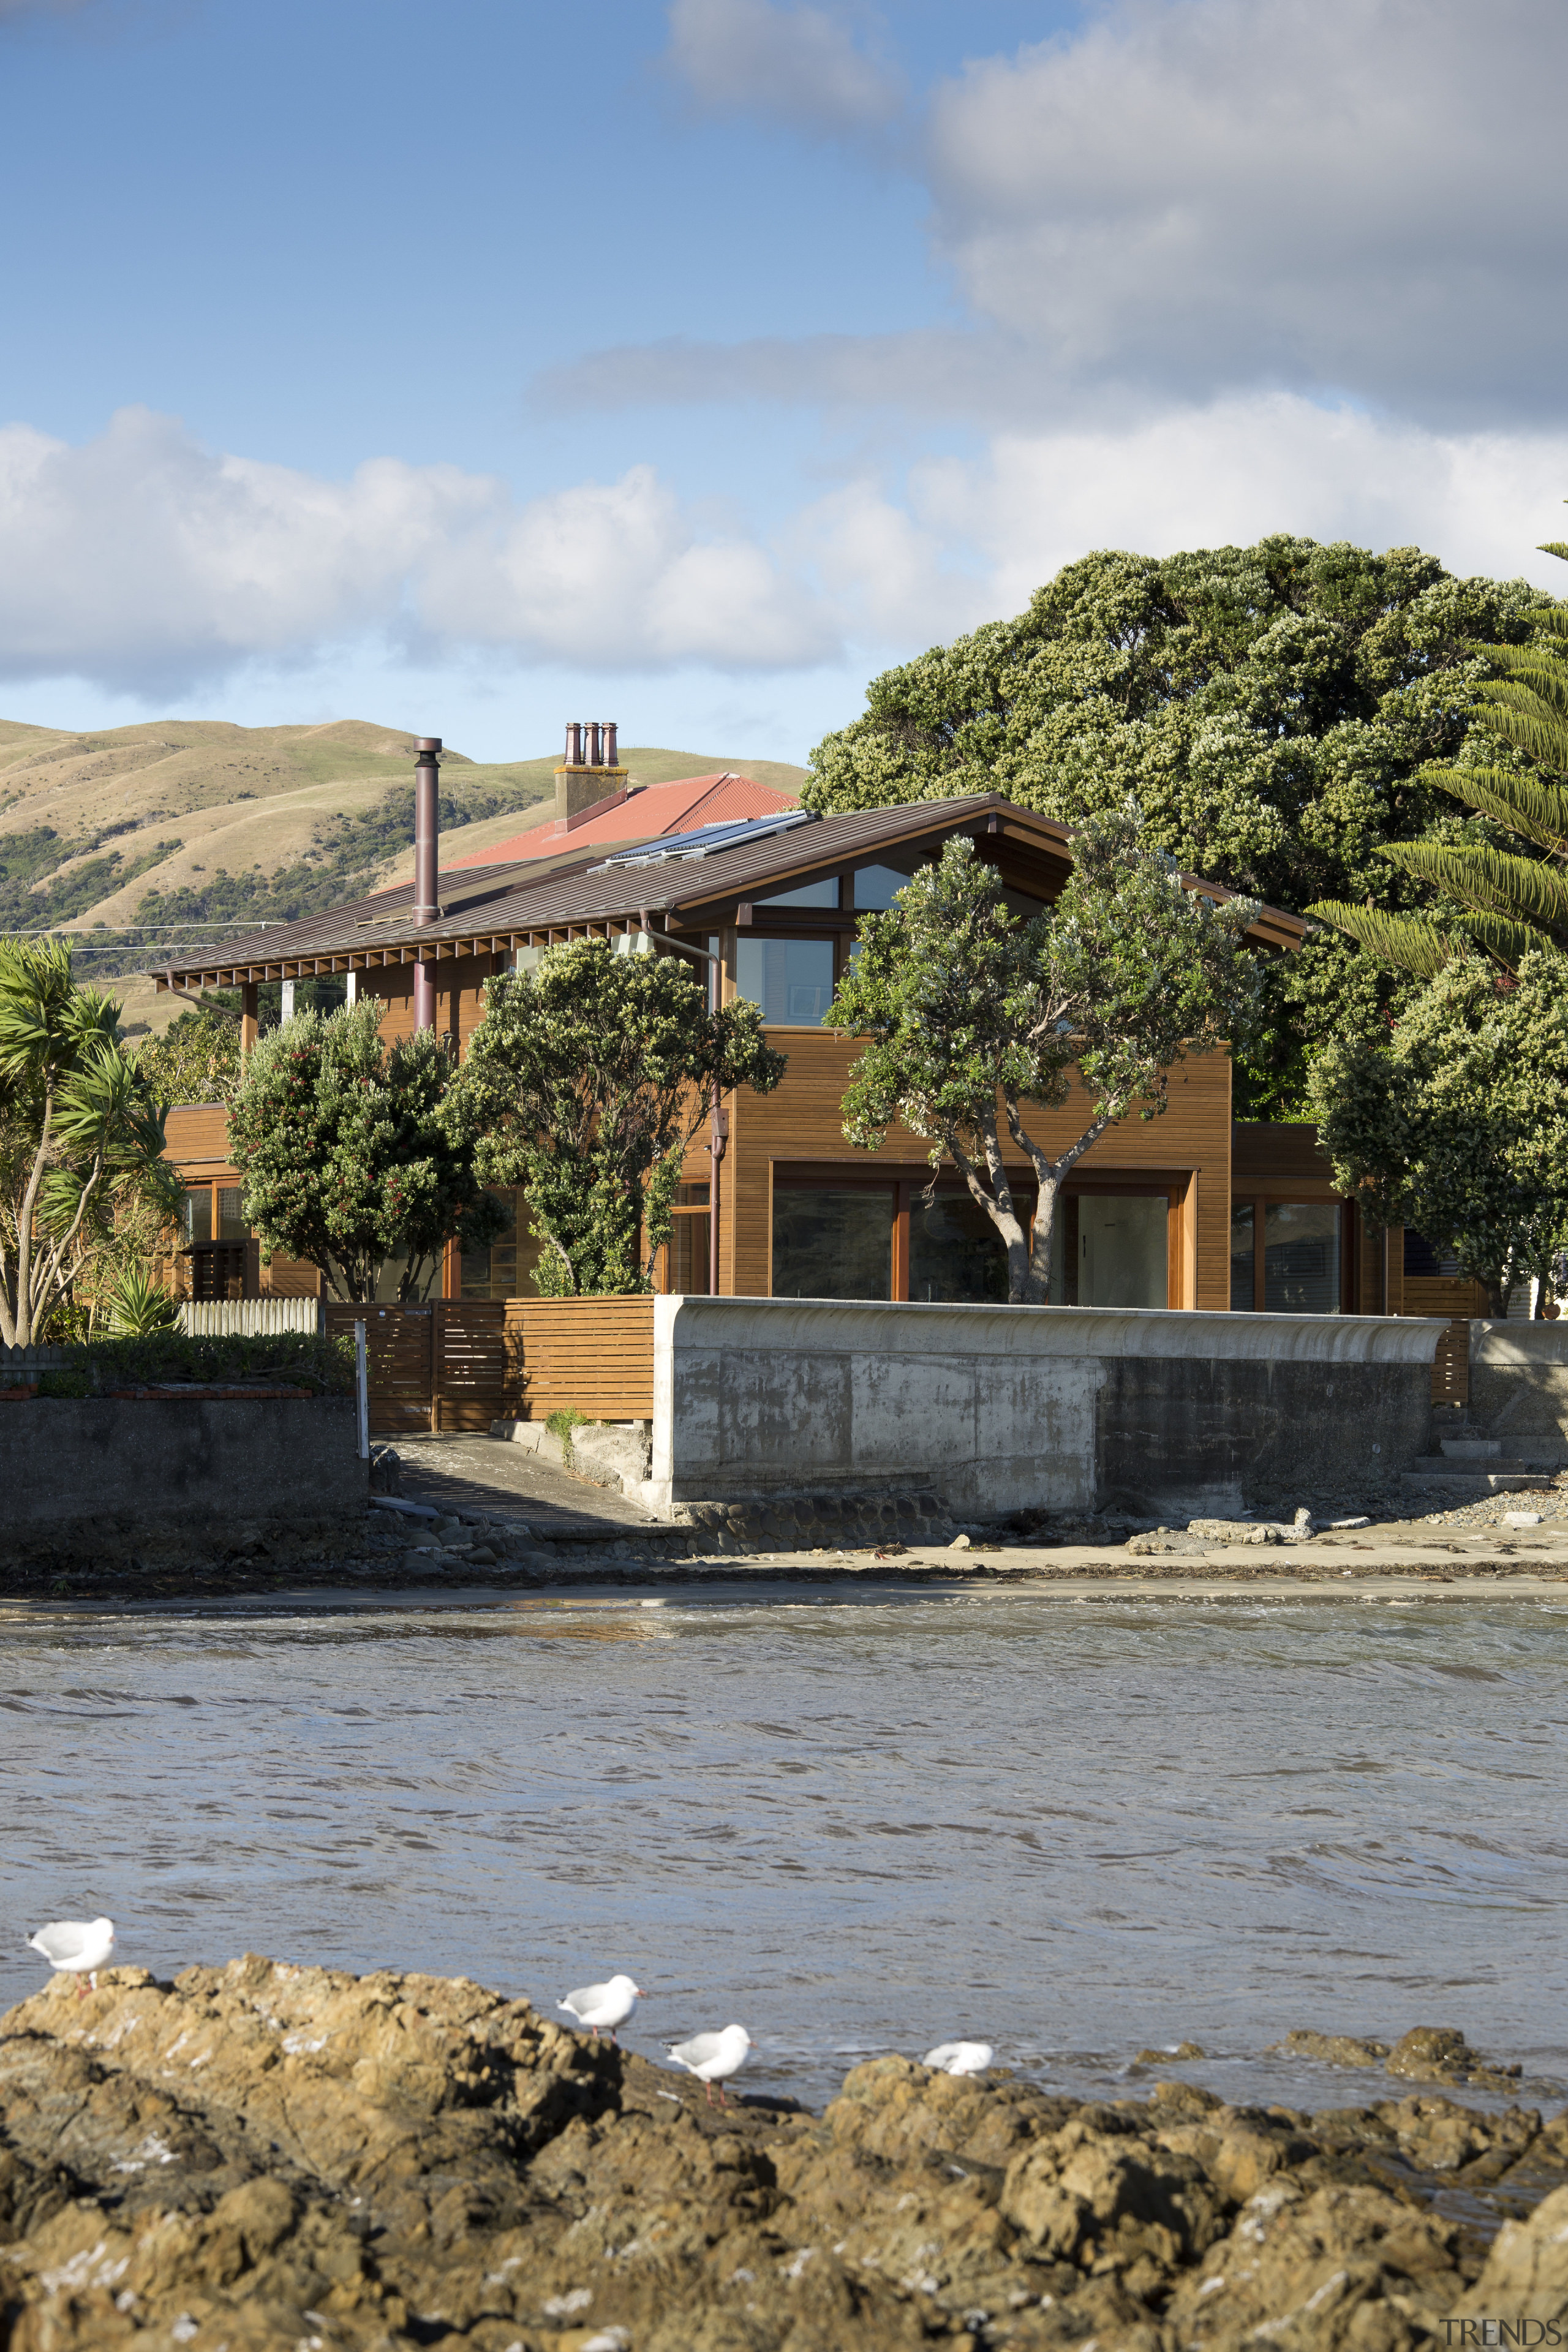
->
(804, 536, 1554, 1116)
(227, 1000, 505, 1302)
(0, 940, 179, 1347)
(827, 815, 1261, 1306)
(454, 940, 786, 1295)
(1306, 950, 1568, 1317)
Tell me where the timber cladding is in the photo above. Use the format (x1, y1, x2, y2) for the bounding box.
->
(503, 1297, 656, 1421)
(722, 1032, 1234, 1309)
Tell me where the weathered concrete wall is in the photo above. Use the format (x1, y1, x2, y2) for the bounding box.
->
(0, 1398, 364, 1539)
(646, 1298, 1444, 1520)
(1468, 1321, 1568, 1460)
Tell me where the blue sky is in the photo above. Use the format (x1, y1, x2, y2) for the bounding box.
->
(3, 0, 1566, 764)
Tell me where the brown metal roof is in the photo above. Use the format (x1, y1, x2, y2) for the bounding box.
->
(149, 795, 1307, 990)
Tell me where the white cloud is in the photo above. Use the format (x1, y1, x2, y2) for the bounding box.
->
(872, 396, 1568, 623)
(664, 0, 902, 134)
(421, 462, 836, 668)
(0, 407, 835, 693)
(9, 397, 1568, 712)
(926, 0, 1567, 420)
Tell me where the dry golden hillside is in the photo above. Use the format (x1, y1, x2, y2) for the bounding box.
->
(0, 718, 805, 1033)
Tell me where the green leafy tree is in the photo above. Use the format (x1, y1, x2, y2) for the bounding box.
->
(1313, 537, 1568, 977)
(132, 1001, 242, 1106)
(804, 537, 1553, 1116)
(227, 1001, 504, 1302)
(456, 941, 786, 1295)
(829, 816, 1260, 1305)
(1306, 951, 1568, 1316)
(0, 940, 179, 1346)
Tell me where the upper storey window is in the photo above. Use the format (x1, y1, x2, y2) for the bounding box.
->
(851, 864, 914, 910)
(757, 875, 839, 909)
(734, 937, 835, 1026)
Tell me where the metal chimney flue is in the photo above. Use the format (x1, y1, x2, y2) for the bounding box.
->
(413, 736, 441, 1033)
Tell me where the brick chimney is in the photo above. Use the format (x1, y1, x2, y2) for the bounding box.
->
(554, 719, 631, 831)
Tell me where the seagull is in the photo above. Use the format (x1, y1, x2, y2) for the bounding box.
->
(666, 2023, 752, 2108)
(924, 2040, 994, 2076)
(558, 1973, 643, 2043)
(28, 1917, 115, 1998)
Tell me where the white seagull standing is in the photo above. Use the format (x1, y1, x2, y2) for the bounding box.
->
(558, 1973, 643, 2043)
(923, 2040, 994, 2076)
(28, 1917, 115, 1998)
(667, 2022, 752, 2108)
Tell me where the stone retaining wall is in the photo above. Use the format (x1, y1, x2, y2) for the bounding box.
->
(644, 1297, 1446, 1522)
(0, 1395, 364, 1548)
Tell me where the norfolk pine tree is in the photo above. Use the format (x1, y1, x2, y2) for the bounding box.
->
(827, 815, 1260, 1306)
(1313, 533, 1568, 977)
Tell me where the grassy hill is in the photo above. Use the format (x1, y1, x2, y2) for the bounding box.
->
(0, 719, 806, 1033)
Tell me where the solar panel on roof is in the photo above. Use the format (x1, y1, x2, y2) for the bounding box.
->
(589, 807, 816, 870)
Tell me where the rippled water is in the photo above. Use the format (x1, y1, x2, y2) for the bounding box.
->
(4, 1591, 1567, 2114)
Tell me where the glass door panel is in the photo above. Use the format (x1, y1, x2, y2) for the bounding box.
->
(772, 1185, 892, 1298)
(908, 1190, 1011, 1302)
(1264, 1202, 1341, 1313)
(1077, 1196, 1169, 1308)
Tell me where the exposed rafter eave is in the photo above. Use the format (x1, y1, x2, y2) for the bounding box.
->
(151, 917, 654, 993)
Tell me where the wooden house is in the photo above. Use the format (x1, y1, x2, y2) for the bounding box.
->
(147, 755, 1487, 1335)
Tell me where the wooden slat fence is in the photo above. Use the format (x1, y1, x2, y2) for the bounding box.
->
(324, 1301, 507, 1434)
(1428, 1318, 1471, 1408)
(503, 1297, 656, 1422)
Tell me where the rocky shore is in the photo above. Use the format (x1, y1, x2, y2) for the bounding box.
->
(4, 1960, 1568, 2350)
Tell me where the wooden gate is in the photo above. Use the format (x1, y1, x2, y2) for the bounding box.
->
(1429, 1317, 1471, 1408)
(325, 1300, 508, 1434)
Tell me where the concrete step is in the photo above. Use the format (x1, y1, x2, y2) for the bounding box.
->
(1403, 1461, 1539, 1493)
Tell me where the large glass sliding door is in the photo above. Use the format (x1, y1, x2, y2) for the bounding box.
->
(1229, 1196, 1349, 1313)
(769, 1172, 1179, 1306)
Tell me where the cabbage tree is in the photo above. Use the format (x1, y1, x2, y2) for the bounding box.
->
(0, 940, 178, 1346)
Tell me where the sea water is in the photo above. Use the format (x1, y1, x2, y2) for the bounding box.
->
(3, 1591, 1566, 2114)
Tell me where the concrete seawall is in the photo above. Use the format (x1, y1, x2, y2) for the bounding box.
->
(1, 1396, 364, 1541)
(646, 1298, 1446, 1520)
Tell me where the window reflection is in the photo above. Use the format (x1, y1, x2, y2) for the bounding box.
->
(461, 1187, 518, 1300)
(1231, 1202, 1255, 1310)
(736, 937, 835, 1025)
(1264, 1202, 1340, 1313)
(909, 1191, 1011, 1302)
(772, 1185, 892, 1298)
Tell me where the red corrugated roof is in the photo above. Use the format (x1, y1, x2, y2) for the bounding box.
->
(447, 771, 798, 870)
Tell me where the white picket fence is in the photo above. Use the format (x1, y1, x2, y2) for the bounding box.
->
(178, 1299, 323, 1336)
(0, 1344, 70, 1383)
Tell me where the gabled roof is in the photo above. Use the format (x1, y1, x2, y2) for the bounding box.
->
(446, 770, 797, 870)
(149, 794, 1308, 990)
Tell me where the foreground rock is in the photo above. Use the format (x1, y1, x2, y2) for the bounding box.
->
(2, 1963, 1567, 2348)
